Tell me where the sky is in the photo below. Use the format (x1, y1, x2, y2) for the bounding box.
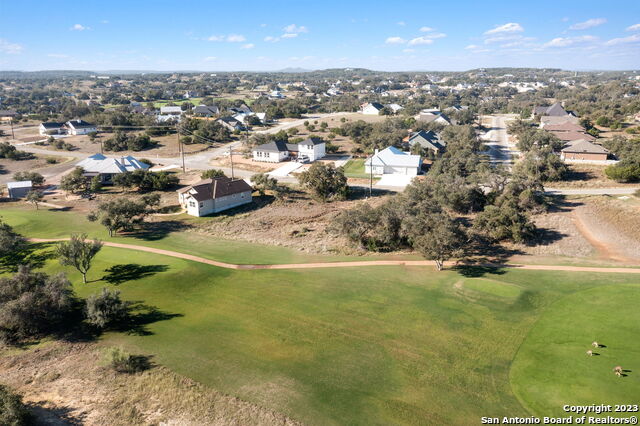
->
(1, 0, 640, 72)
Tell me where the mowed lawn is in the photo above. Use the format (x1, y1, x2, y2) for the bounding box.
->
(343, 159, 376, 179)
(0, 204, 367, 265)
(510, 284, 640, 418)
(22, 242, 640, 425)
(3, 204, 640, 424)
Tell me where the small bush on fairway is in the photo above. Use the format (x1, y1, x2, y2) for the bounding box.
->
(103, 347, 150, 373)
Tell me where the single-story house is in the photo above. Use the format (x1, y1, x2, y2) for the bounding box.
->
(7, 181, 32, 199)
(75, 153, 150, 183)
(177, 176, 253, 216)
(160, 106, 183, 115)
(216, 116, 245, 131)
(445, 105, 469, 113)
(64, 119, 97, 135)
(540, 115, 581, 127)
(386, 103, 404, 114)
(551, 131, 595, 142)
(361, 102, 385, 115)
(541, 122, 585, 132)
(252, 137, 326, 163)
(560, 140, 609, 162)
(193, 105, 220, 117)
(0, 109, 17, 122)
(416, 109, 452, 125)
(365, 146, 421, 176)
(534, 102, 568, 117)
(404, 130, 445, 153)
(39, 122, 66, 135)
(229, 104, 253, 115)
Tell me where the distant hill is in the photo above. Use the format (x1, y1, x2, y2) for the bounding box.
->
(274, 67, 314, 73)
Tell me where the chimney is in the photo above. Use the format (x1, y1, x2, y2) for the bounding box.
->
(374, 149, 379, 155)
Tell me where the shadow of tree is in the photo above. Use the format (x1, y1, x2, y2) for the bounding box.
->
(27, 402, 83, 425)
(101, 264, 168, 285)
(127, 220, 192, 241)
(114, 302, 183, 336)
(0, 242, 57, 273)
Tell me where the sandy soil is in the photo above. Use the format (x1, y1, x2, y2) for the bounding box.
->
(0, 341, 300, 425)
(0, 156, 75, 185)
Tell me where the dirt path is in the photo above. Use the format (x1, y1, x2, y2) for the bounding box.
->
(30, 238, 640, 274)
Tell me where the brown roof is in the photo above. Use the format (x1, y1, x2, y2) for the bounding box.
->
(561, 140, 609, 154)
(182, 177, 252, 202)
(540, 115, 580, 126)
(543, 122, 584, 132)
(551, 131, 595, 142)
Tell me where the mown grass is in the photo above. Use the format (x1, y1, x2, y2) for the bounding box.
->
(0, 204, 363, 264)
(17, 239, 640, 425)
(343, 159, 377, 180)
(3, 204, 640, 424)
(510, 284, 640, 418)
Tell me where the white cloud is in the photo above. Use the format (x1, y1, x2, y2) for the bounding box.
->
(281, 33, 298, 39)
(100, 20, 109, 24)
(207, 34, 246, 42)
(282, 24, 308, 33)
(465, 44, 479, 50)
(605, 34, 640, 45)
(226, 34, 246, 42)
(626, 23, 640, 31)
(385, 36, 406, 44)
(70, 24, 90, 31)
(544, 35, 598, 47)
(408, 36, 434, 46)
(419, 26, 434, 32)
(47, 53, 69, 58)
(402, 48, 415, 53)
(484, 23, 524, 35)
(260, 23, 267, 28)
(203, 56, 217, 62)
(264, 36, 279, 42)
(397, 21, 406, 26)
(569, 18, 606, 30)
(0, 39, 23, 54)
(424, 32, 446, 39)
(241, 43, 255, 49)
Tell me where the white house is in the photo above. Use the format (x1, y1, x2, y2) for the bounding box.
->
(297, 137, 326, 161)
(7, 181, 32, 199)
(361, 102, 385, 115)
(386, 103, 403, 114)
(64, 119, 97, 135)
(39, 122, 65, 135)
(252, 137, 326, 163)
(415, 109, 451, 125)
(365, 146, 421, 176)
(177, 176, 253, 217)
(75, 153, 150, 184)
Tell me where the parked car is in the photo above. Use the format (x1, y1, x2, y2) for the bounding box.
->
(296, 155, 310, 163)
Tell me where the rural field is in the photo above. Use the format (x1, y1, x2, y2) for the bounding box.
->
(1, 204, 639, 425)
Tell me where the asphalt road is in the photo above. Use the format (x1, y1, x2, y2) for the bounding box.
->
(481, 114, 519, 167)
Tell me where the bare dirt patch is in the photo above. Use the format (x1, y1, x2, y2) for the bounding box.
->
(0, 341, 300, 425)
(552, 164, 632, 189)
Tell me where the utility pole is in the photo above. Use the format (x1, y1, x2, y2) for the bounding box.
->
(229, 145, 235, 179)
(9, 118, 15, 140)
(177, 123, 185, 172)
(369, 157, 373, 198)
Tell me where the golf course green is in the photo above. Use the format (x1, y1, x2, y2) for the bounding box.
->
(2, 204, 639, 425)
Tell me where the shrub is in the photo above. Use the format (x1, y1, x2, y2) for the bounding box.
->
(12, 171, 44, 186)
(201, 169, 226, 179)
(0, 385, 32, 425)
(85, 288, 128, 329)
(103, 347, 150, 373)
(45, 157, 58, 164)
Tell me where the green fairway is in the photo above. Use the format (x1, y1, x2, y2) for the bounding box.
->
(19, 242, 640, 425)
(3, 204, 640, 424)
(510, 285, 640, 418)
(0, 204, 367, 264)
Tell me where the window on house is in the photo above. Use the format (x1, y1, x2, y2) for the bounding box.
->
(189, 201, 196, 208)
(199, 202, 204, 208)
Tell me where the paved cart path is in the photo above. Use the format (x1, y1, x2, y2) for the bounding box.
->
(29, 238, 640, 274)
